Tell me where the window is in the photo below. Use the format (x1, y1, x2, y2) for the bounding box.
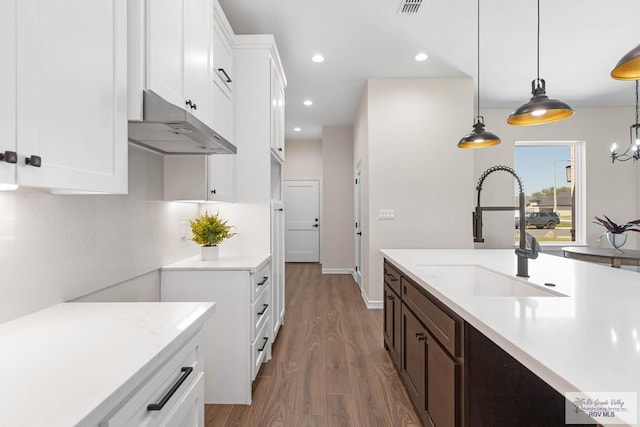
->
(514, 141, 585, 245)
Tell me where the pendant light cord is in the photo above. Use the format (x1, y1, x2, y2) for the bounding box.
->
(536, 0, 540, 82)
(477, 0, 480, 116)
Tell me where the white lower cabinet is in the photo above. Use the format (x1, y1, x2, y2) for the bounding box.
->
(101, 331, 205, 427)
(160, 256, 272, 404)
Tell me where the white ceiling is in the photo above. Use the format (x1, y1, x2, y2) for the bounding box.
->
(219, 0, 640, 140)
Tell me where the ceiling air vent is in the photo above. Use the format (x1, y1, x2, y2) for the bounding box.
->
(398, 0, 423, 14)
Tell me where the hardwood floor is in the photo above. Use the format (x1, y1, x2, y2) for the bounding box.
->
(205, 262, 420, 427)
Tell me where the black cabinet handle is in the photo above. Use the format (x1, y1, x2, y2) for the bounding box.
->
(217, 68, 232, 83)
(386, 295, 394, 300)
(25, 155, 41, 167)
(415, 333, 426, 342)
(185, 99, 197, 110)
(312, 224, 319, 228)
(0, 151, 17, 164)
(257, 276, 269, 286)
(258, 337, 269, 352)
(147, 366, 193, 411)
(258, 303, 269, 316)
(210, 189, 217, 195)
(385, 273, 398, 282)
(278, 148, 283, 152)
(275, 208, 284, 212)
(356, 232, 362, 236)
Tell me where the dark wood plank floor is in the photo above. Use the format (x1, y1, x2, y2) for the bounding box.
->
(205, 262, 420, 427)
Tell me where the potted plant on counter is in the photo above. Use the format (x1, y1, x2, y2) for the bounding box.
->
(593, 215, 640, 249)
(189, 211, 236, 260)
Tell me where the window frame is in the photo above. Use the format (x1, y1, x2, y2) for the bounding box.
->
(514, 140, 586, 247)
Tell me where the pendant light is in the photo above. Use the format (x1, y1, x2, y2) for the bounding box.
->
(611, 43, 640, 80)
(507, 0, 573, 126)
(457, 0, 500, 148)
(610, 80, 640, 163)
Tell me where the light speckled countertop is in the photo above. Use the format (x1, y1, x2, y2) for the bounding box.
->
(0, 302, 215, 427)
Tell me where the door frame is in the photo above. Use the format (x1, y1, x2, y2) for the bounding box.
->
(283, 178, 322, 263)
(354, 162, 362, 288)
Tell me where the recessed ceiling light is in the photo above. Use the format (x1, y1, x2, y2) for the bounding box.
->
(414, 52, 429, 62)
(303, 99, 313, 106)
(294, 127, 302, 132)
(312, 54, 325, 63)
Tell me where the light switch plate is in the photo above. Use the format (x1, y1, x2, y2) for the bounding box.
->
(378, 210, 395, 220)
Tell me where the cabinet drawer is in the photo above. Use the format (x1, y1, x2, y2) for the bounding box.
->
(384, 261, 402, 296)
(251, 263, 271, 302)
(251, 318, 270, 381)
(402, 277, 460, 357)
(251, 284, 271, 341)
(102, 331, 203, 426)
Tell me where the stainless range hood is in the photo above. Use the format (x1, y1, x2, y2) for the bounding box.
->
(128, 90, 237, 155)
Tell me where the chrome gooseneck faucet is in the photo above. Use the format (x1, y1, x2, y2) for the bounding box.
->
(472, 165, 539, 278)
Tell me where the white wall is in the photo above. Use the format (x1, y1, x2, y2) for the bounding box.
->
(321, 126, 354, 272)
(475, 107, 639, 250)
(357, 78, 475, 306)
(0, 145, 200, 323)
(283, 139, 322, 179)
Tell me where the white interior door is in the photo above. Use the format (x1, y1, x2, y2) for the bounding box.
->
(354, 165, 362, 287)
(284, 180, 320, 262)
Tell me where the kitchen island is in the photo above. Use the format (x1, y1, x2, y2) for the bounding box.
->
(382, 248, 639, 427)
(0, 302, 215, 427)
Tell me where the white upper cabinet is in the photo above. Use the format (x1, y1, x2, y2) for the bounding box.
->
(211, 0, 235, 143)
(270, 59, 285, 163)
(164, 155, 234, 202)
(144, 0, 213, 128)
(2, 0, 127, 193)
(0, 0, 16, 187)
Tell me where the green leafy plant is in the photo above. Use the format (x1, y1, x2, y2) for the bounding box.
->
(593, 215, 640, 234)
(189, 211, 236, 246)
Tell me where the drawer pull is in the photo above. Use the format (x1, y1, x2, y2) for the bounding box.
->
(257, 276, 269, 286)
(258, 337, 269, 352)
(415, 332, 426, 342)
(385, 273, 399, 282)
(147, 366, 193, 412)
(258, 303, 269, 316)
(217, 68, 232, 83)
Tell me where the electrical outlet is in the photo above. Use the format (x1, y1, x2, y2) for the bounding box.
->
(180, 221, 188, 239)
(378, 210, 395, 220)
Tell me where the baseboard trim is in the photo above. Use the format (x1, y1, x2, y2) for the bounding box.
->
(361, 288, 383, 309)
(322, 268, 354, 275)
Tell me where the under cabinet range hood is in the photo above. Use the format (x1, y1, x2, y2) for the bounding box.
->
(128, 90, 237, 155)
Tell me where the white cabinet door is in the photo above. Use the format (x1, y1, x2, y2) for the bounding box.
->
(271, 202, 285, 338)
(270, 60, 285, 163)
(184, 0, 213, 128)
(146, 0, 185, 111)
(16, 0, 127, 193)
(0, 0, 16, 186)
(211, 1, 234, 143)
(208, 155, 234, 202)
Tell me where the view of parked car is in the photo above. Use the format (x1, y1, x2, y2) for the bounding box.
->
(515, 212, 561, 229)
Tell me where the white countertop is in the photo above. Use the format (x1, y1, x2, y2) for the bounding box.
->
(0, 302, 215, 427)
(381, 249, 640, 419)
(162, 254, 271, 272)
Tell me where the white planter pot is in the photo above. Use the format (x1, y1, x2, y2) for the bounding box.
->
(606, 232, 627, 249)
(201, 245, 219, 260)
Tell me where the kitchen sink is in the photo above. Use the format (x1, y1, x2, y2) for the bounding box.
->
(415, 265, 568, 297)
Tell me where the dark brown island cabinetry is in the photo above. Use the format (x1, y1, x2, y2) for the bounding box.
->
(383, 259, 598, 427)
(384, 260, 463, 427)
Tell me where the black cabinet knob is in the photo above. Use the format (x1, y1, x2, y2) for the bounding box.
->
(185, 99, 197, 110)
(0, 151, 17, 164)
(278, 147, 283, 152)
(211, 189, 217, 195)
(25, 155, 42, 167)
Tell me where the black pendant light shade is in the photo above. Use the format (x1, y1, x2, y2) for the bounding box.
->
(458, 117, 501, 148)
(507, 0, 573, 126)
(457, 0, 500, 149)
(507, 79, 574, 125)
(611, 43, 640, 80)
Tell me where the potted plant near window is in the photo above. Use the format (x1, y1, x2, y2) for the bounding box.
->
(189, 211, 236, 260)
(593, 215, 640, 249)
